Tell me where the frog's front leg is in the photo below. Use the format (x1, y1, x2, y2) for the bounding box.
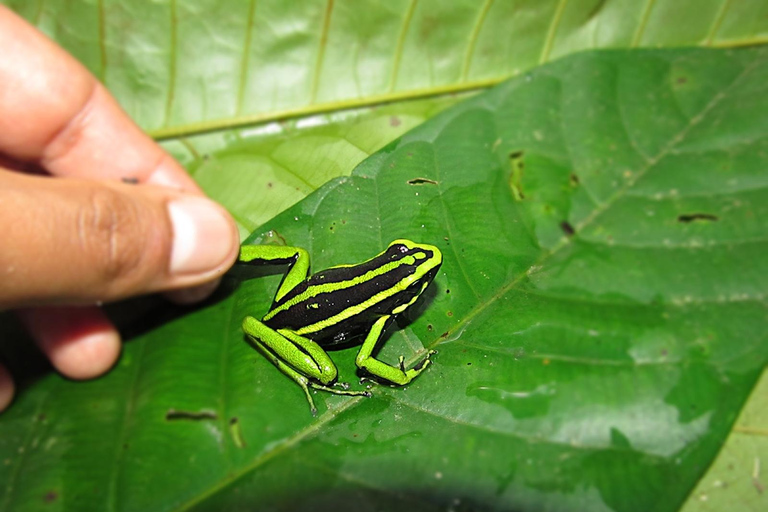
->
(238, 245, 310, 302)
(355, 315, 435, 386)
(243, 316, 370, 415)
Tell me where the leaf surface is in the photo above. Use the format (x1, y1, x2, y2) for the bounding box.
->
(1, 47, 767, 512)
(5, 0, 767, 138)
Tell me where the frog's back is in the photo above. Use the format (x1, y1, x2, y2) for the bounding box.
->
(262, 244, 427, 345)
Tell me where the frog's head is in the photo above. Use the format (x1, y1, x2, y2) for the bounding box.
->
(385, 239, 442, 310)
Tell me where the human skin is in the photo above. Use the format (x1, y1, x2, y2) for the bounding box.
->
(0, 7, 240, 411)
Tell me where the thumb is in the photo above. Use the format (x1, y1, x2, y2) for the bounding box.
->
(0, 170, 239, 308)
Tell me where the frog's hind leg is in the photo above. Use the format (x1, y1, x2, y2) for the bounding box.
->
(243, 316, 370, 415)
(280, 330, 371, 399)
(249, 335, 320, 415)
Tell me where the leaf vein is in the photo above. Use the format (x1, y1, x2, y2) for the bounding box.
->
(539, 0, 568, 64)
(388, 0, 417, 93)
(461, 0, 494, 82)
(310, 0, 334, 104)
(236, 0, 257, 116)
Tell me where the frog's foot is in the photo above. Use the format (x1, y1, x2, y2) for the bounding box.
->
(333, 381, 350, 390)
(401, 349, 437, 381)
(309, 382, 372, 399)
(416, 350, 437, 370)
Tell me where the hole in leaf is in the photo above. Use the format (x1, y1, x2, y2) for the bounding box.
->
(407, 178, 438, 185)
(165, 409, 218, 421)
(508, 150, 525, 200)
(230, 417, 246, 448)
(678, 213, 718, 223)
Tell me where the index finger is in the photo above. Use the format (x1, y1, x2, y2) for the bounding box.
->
(0, 6, 199, 192)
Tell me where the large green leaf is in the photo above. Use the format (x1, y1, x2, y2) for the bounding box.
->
(1, 47, 767, 511)
(8, 0, 766, 239)
(6, 0, 768, 138)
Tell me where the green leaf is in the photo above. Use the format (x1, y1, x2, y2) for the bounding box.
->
(6, 0, 767, 138)
(166, 96, 464, 238)
(2, 47, 767, 512)
(681, 369, 768, 511)
(8, 0, 767, 238)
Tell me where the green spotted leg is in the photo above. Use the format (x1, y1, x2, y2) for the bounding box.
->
(243, 316, 370, 415)
(355, 315, 435, 385)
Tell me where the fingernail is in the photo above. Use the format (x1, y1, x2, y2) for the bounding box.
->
(168, 197, 234, 275)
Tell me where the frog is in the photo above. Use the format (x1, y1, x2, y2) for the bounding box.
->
(238, 239, 442, 414)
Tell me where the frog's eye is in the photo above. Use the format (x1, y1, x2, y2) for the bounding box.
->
(388, 243, 409, 257)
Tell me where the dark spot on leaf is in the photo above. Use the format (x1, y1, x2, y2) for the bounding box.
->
(43, 491, 58, 503)
(341, 219, 346, 224)
(467, 362, 472, 366)
(446, 289, 450, 294)
(560, 221, 575, 236)
(166, 409, 218, 421)
(407, 177, 438, 185)
(441, 331, 449, 338)
(447, 311, 453, 317)
(121, 177, 140, 185)
(267, 182, 273, 188)
(570, 173, 580, 187)
(427, 324, 433, 331)
(230, 417, 246, 448)
(676, 76, 687, 84)
(390, 116, 401, 127)
(329, 226, 334, 231)
(508, 150, 525, 200)
(678, 213, 718, 223)
(37, 413, 46, 422)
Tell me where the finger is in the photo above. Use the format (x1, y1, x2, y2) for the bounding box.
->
(0, 170, 238, 308)
(16, 306, 120, 380)
(0, 6, 198, 191)
(0, 362, 13, 412)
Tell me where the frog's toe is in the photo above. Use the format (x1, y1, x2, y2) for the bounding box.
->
(416, 351, 436, 369)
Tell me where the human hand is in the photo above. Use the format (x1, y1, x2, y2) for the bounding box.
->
(0, 7, 240, 411)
